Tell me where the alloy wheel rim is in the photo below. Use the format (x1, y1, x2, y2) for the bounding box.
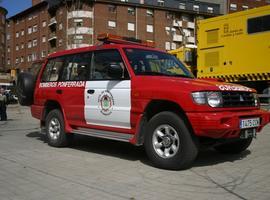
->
(152, 124, 180, 159)
(48, 118, 61, 140)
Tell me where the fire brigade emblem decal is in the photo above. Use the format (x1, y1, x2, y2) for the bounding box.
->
(98, 90, 115, 116)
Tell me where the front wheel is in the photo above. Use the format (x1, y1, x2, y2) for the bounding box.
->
(144, 111, 198, 170)
(45, 109, 73, 147)
(214, 138, 253, 154)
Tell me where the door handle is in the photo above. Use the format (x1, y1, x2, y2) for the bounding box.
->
(56, 89, 62, 94)
(87, 89, 95, 94)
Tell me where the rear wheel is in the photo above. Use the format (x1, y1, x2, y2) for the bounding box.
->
(144, 111, 198, 170)
(45, 109, 73, 147)
(214, 138, 253, 154)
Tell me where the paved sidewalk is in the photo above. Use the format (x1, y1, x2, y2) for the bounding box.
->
(0, 105, 270, 200)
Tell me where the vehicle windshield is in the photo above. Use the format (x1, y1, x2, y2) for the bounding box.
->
(124, 48, 194, 78)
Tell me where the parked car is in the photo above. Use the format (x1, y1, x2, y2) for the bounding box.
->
(16, 34, 270, 170)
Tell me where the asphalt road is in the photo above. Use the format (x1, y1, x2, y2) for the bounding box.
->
(0, 105, 270, 200)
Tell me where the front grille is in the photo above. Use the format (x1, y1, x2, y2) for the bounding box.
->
(222, 92, 255, 107)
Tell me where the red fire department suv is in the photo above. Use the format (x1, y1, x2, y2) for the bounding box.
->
(17, 34, 270, 170)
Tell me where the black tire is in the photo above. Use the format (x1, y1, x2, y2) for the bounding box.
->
(144, 111, 198, 170)
(214, 138, 253, 154)
(45, 109, 73, 147)
(16, 72, 35, 106)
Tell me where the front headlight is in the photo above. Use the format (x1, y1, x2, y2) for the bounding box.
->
(252, 93, 259, 107)
(192, 92, 223, 107)
(207, 92, 223, 107)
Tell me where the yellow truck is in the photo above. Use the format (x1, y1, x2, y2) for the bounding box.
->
(196, 5, 270, 94)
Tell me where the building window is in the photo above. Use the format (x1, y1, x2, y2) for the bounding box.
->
(59, 23, 63, 30)
(33, 25, 38, 33)
(21, 56, 24, 63)
(16, 45, 19, 51)
(108, 4, 116, 13)
(179, 3, 186, 9)
(6, 34, 10, 40)
(59, 39, 63, 46)
(7, 59, 10, 65)
(147, 24, 153, 33)
(128, 22, 135, 31)
(157, 0, 165, 6)
(193, 5, 199, 12)
(230, 3, 237, 11)
(33, 39, 38, 47)
(42, 36, 46, 43)
(16, 32, 19, 38)
(16, 57, 19, 64)
(242, 5, 249, 10)
(166, 12, 174, 20)
(207, 7, 214, 13)
(32, 53, 37, 61)
(28, 27, 32, 34)
(28, 15, 32, 21)
(74, 35, 83, 44)
(147, 9, 154, 17)
(21, 30, 24, 36)
(165, 42, 170, 50)
(74, 19, 83, 27)
(7, 46, 10, 52)
(27, 55, 32, 62)
(21, 43, 24, 49)
(108, 20, 116, 28)
(41, 51, 47, 58)
(171, 43, 176, 50)
(42, 21, 47, 27)
(128, 7, 135, 15)
(28, 41, 32, 48)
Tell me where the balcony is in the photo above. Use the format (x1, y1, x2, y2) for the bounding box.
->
(173, 20, 182, 27)
(48, 32, 57, 41)
(67, 27, 93, 35)
(187, 22, 195, 29)
(173, 34, 183, 42)
(68, 11, 93, 19)
(187, 36, 195, 43)
(48, 17, 57, 27)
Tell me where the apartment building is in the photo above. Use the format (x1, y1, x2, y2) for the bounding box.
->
(0, 6, 7, 72)
(6, 0, 221, 71)
(228, 0, 270, 13)
(6, 1, 48, 71)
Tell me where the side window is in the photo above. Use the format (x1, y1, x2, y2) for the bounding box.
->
(61, 53, 91, 81)
(41, 57, 65, 82)
(91, 49, 128, 80)
(248, 15, 270, 34)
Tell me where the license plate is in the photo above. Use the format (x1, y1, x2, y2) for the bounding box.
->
(240, 129, 256, 139)
(240, 118, 260, 129)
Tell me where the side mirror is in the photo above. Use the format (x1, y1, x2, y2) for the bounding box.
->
(108, 63, 124, 79)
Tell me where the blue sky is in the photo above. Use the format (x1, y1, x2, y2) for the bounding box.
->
(0, 0, 32, 17)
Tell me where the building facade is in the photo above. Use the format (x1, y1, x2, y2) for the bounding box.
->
(6, 2, 48, 71)
(227, 0, 270, 13)
(0, 7, 7, 72)
(6, 0, 221, 71)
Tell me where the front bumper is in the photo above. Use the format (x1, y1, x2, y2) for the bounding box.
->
(187, 109, 270, 139)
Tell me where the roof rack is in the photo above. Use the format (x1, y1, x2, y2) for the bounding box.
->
(97, 33, 155, 48)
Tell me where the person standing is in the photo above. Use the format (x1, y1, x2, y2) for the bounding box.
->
(0, 87, 7, 121)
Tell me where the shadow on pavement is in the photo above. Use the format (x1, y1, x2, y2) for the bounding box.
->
(26, 131, 252, 168)
(193, 149, 251, 168)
